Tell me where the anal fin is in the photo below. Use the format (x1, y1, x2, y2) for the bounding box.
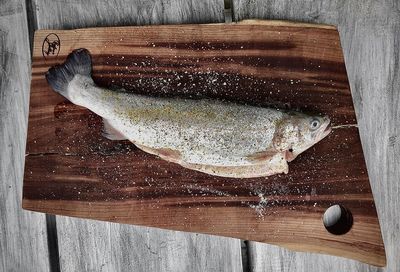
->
(134, 143, 182, 163)
(102, 118, 127, 140)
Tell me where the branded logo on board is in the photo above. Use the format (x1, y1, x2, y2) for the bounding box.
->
(42, 33, 60, 59)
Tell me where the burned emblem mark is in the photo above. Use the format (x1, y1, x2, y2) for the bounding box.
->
(42, 33, 60, 59)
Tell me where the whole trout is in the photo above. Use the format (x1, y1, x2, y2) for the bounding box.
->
(46, 49, 331, 178)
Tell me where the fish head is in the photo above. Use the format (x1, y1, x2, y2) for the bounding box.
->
(288, 114, 331, 161)
(274, 113, 331, 162)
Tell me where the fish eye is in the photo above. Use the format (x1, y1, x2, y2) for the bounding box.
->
(310, 119, 321, 130)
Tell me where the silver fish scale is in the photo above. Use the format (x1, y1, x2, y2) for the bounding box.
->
(79, 81, 286, 166)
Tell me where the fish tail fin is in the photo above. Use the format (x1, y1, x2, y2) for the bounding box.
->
(45, 48, 92, 96)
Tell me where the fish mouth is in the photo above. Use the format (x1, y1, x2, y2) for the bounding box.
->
(318, 117, 332, 140)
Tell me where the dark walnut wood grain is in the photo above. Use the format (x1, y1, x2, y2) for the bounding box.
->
(23, 20, 385, 266)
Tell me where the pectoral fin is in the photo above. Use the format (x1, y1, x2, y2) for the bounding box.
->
(246, 149, 278, 163)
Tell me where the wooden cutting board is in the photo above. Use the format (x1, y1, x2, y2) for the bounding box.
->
(23, 20, 386, 266)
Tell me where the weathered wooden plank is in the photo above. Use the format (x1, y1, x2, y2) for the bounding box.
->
(23, 22, 384, 265)
(55, 216, 243, 272)
(109, 223, 242, 272)
(55, 217, 242, 272)
(33, 0, 225, 29)
(233, 0, 399, 271)
(0, 1, 50, 271)
(30, 1, 243, 272)
(247, 243, 381, 272)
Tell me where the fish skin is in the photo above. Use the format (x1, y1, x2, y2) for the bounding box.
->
(46, 49, 331, 178)
(70, 75, 285, 166)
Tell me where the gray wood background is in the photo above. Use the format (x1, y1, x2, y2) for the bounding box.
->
(0, 0, 398, 271)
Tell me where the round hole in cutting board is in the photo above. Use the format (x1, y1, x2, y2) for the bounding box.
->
(323, 205, 353, 235)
